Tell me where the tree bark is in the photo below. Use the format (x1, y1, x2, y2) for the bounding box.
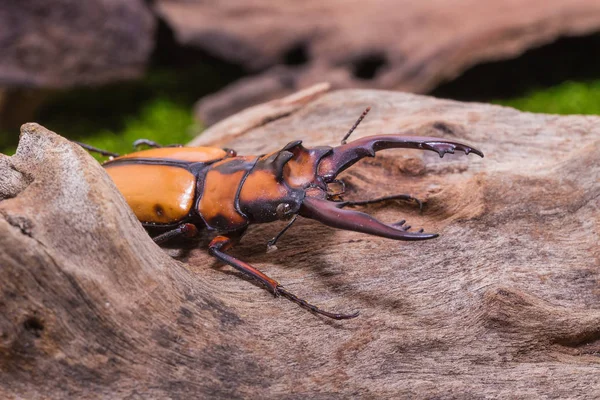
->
(1, 88, 599, 398)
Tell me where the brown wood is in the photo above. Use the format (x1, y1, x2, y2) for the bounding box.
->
(0, 0, 154, 88)
(1, 88, 599, 398)
(154, 0, 600, 124)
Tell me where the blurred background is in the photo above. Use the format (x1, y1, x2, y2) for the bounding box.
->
(1, 0, 599, 156)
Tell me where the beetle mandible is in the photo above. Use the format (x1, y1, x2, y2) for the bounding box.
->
(78, 108, 483, 319)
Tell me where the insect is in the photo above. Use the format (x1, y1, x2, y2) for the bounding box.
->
(77, 108, 483, 319)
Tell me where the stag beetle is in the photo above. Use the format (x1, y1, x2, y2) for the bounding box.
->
(78, 108, 483, 319)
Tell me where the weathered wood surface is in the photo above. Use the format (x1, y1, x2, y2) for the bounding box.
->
(1, 89, 600, 398)
(155, 0, 600, 124)
(0, 0, 155, 88)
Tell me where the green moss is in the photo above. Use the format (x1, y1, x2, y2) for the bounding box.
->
(493, 80, 600, 115)
(0, 64, 239, 157)
(2, 70, 599, 158)
(68, 98, 199, 159)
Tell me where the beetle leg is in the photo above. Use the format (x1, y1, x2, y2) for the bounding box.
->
(152, 223, 198, 244)
(73, 141, 120, 158)
(267, 214, 298, 251)
(276, 287, 359, 320)
(337, 193, 423, 212)
(132, 139, 185, 150)
(208, 235, 359, 320)
(209, 235, 280, 293)
(133, 139, 163, 149)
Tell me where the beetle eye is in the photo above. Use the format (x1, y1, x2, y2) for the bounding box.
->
(276, 203, 293, 220)
(223, 148, 237, 157)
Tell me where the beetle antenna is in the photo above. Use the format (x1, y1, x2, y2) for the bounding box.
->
(340, 106, 371, 145)
(73, 141, 120, 158)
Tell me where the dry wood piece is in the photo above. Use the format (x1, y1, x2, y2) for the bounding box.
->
(0, 0, 155, 88)
(1, 89, 600, 398)
(154, 0, 600, 124)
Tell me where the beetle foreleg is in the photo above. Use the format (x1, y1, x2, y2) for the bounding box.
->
(209, 235, 280, 293)
(208, 235, 359, 320)
(267, 215, 298, 252)
(276, 287, 359, 320)
(132, 139, 184, 150)
(73, 141, 120, 158)
(152, 223, 198, 244)
(337, 193, 423, 212)
(133, 139, 164, 149)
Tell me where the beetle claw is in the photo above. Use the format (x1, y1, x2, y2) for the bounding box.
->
(300, 197, 438, 241)
(318, 135, 483, 182)
(295, 134, 483, 242)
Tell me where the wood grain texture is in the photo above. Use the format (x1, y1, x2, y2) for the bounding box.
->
(1, 89, 599, 398)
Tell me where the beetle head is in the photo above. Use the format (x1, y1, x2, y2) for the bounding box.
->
(280, 135, 483, 241)
(238, 134, 482, 240)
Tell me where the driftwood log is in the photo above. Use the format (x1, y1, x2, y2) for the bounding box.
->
(153, 0, 600, 124)
(0, 0, 155, 131)
(0, 0, 155, 88)
(1, 88, 600, 398)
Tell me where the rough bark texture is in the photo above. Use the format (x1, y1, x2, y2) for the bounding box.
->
(1, 88, 600, 398)
(0, 0, 155, 88)
(154, 0, 600, 125)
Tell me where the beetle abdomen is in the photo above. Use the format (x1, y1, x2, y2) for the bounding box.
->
(106, 164, 196, 224)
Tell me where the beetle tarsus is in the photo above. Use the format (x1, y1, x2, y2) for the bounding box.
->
(152, 223, 198, 244)
(133, 139, 163, 149)
(73, 141, 120, 158)
(276, 286, 359, 320)
(337, 193, 423, 211)
(133, 139, 184, 150)
(267, 215, 298, 251)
